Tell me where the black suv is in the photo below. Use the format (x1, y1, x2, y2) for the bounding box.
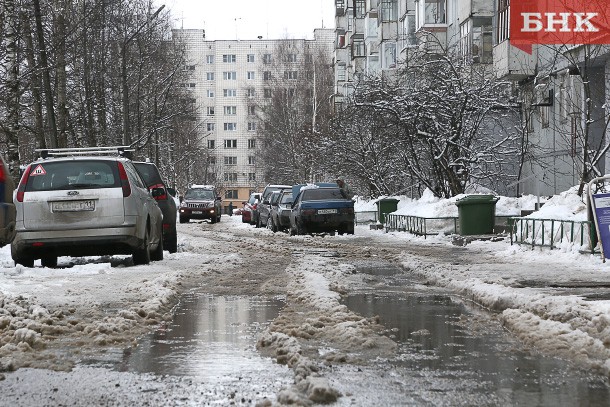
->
(133, 161, 178, 253)
(179, 185, 222, 224)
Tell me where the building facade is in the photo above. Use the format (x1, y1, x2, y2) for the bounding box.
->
(334, 0, 610, 197)
(172, 29, 334, 213)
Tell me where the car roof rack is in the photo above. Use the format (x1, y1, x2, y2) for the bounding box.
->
(35, 146, 135, 159)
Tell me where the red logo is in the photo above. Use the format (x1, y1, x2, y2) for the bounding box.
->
(510, 0, 610, 54)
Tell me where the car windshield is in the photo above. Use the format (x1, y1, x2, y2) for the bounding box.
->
(302, 188, 345, 201)
(185, 188, 215, 200)
(248, 194, 260, 204)
(25, 160, 120, 191)
(280, 193, 293, 204)
(133, 162, 163, 187)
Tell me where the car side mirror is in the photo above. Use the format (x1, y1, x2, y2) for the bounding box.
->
(151, 187, 165, 198)
(166, 187, 176, 197)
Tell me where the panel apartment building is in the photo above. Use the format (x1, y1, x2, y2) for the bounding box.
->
(172, 29, 334, 214)
(334, 0, 610, 196)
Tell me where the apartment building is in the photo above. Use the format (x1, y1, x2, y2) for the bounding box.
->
(334, 0, 610, 196)
(172, 29, 334, 213)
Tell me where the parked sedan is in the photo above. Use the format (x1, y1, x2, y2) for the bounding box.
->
(133, 161, 177, 253)
(0, 154, 16, 247)
(12, 151, 164, 267)
(242, 192, 261, 224)
(270, 191, 292, 232)
(254, 184, 291, 228)
(259, 190, 283, 229)
(290, 185, 355, 235)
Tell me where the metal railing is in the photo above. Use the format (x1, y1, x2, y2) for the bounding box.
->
(385, 214, 458, 237)
(355, 211, 378, 225)
(510, 217, 595, 252)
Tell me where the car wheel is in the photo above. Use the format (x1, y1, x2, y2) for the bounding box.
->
(211, 215, 217, 224)
(133, 228, 151, 265)
(271, 218, 278, 233)
(14, 256, 34, 268)
(346, 223, 355, 235)
(296, 221, 307, 236)
(151, 228, 164, 262)
(166, 232, 178, 254)
(217, 214, 221, 222)
(41, 255, 58, 268)
(179, 216, 189, 224)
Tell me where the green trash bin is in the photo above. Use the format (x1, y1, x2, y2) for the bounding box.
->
(376, 198, 399, 225)
(456, 195, 500, 235)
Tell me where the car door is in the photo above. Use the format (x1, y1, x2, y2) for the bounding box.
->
(123, 161, 159, 242)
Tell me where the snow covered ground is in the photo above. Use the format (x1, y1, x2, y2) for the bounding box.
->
(0, 185, 610, 403)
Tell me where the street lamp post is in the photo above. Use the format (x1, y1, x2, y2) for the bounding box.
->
(121, 5, 165, 146)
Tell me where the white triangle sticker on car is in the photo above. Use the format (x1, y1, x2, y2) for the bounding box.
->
(30, 164, 47, 176)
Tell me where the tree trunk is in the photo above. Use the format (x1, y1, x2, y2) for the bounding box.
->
(22, 13, 46, 150)
(33, 0, 58, 148)
(4, 0, 21, 178)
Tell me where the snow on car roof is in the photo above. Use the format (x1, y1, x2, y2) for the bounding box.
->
(189, 184, 215, 189)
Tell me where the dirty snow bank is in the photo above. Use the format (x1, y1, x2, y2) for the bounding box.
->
(258, 255, 396, 404)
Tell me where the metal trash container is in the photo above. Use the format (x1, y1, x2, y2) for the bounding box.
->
(456, 195, 500, 235)
(376, 198, 399, 225)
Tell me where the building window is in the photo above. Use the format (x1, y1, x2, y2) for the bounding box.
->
(248, 155, 256, 165)
(248, 122, 257, 131)
(248, 173, 256, 181)
(263, 71, 272, 80)
(183, 83, 196, 88)
(223, 71, 237, 80)
(225, 189, 238, 199)
(247, 54, 255, 62)
(382, 42, 396, 69)
(207, 139, 215, 149)
(247, 71, 255, 80)
(222, 54, 236, 63)
(224, 106, 237, 115)
(248, 105, 256, 115)
(224, 156, 237, 165)
(224, 139, 237, 148)
(208, 156, 216, 165)
(402, 14, 418, 47)
(421, 0, 446, 25)
(207, 123, 215, 131)
(207, 107, 215, 116)
(207, 89, 215, 98)
(184, 65, 195, 71)
(246, 88, 256, 97)
(284, 71, 298, 80)
(223, 89, 237, 97)
(355, 0, 365, 17)
(286, 54, 297, 62)
(224, 123, 237, 131)
(264, 88, 272, 98)
(353, 40, 365, 57)
(248, 139, 256, 149)
(206, 55, 214, 64)
(206, 72, 215, 81)
(263, 53, 272, 64)
(381, 0, 397, 21)
(459, 17, 493, 64)
(224, 173, 238, 182)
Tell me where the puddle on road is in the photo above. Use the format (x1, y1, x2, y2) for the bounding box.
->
(117, 294, 289, 384)
(343, 263, 610, 406)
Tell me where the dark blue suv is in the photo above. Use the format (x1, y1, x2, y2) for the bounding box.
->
(289, 184, 354, 235)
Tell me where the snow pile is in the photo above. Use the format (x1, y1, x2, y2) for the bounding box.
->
(258, 255, 396, 404)
(523, 185, 587, 221)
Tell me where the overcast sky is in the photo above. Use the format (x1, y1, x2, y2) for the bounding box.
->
(164, 0, 335, 41)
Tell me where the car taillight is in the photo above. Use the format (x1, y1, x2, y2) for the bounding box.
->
(340, 207, 354, 214)
(117, 162, 131, 197)
(252, 204, 258, 209)
(150, 183, 167, 201)
(16, 164, 31, 203)
(302, 209, 316, 216)
(0, 160, 5, 183)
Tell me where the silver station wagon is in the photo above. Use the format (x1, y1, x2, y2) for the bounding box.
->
(11, 147, 164, 267)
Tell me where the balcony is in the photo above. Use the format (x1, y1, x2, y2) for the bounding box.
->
(336, 0, 346, 16)
(493, 40, 537, 80)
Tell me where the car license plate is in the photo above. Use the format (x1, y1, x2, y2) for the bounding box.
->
(317, 209, 337, 215)
(52, 200, 95, 212)
(192, 211, 203, 214)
